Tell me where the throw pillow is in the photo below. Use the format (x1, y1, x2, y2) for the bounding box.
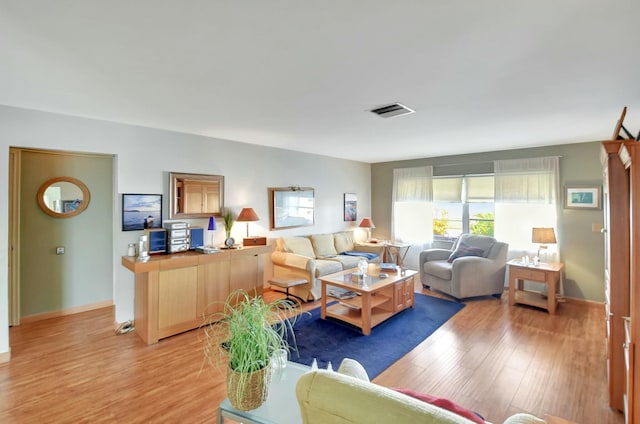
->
(311, 234, 339, 258)
(447, 242, 485, 263)
(392, 387, 485, 424)
(282, 237, 316, 259)
(337, 358, 370, 382)
(334, 232, 355, 254)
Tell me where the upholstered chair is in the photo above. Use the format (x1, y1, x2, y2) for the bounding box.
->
(419, 234, 508, 300)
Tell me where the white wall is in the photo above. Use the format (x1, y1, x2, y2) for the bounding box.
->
(0, 105, 372, 357)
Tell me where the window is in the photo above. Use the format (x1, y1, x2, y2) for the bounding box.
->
(432, 175, 495, 240)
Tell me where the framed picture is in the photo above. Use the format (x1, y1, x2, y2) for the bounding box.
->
(122, 194, 163, 231)
(564, 186, 601, 210)
(62, 199, 82, 213)
(268, 187, 315, 230)
(344, 193, 357, 221)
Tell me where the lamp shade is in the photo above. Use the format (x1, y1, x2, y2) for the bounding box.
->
(208, 216, 216, 231)
(532, 227, 557, 244)
(359, 217, 375, 229)
(236, 207, 260, 222)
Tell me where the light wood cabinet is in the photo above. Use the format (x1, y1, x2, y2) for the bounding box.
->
(601, 140, 631, 412)
(620, 140, 640, 423)
(122, 245, 272, 344)
(393, 278, 414, 311)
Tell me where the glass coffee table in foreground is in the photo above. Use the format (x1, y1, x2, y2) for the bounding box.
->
(217, 361, 310, 424)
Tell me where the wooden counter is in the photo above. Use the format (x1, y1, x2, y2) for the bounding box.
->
(122, 245, 272, 344)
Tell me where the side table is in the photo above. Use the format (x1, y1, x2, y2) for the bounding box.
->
(508, 259, 564, 314)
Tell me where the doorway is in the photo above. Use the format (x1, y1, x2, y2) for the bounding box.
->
(9, 148, 114, 325)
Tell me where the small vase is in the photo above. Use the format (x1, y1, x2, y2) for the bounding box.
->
(227, 364, 272, 411)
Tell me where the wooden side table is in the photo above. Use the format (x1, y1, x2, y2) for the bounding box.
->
(508, 259, 564, 314)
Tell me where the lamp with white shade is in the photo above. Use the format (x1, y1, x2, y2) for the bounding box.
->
(532, 227, 557, 263)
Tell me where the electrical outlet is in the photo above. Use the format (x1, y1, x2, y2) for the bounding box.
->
(56, 246, 65, 255)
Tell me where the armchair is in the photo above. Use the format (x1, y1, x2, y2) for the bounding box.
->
(419, 234, 508, 300)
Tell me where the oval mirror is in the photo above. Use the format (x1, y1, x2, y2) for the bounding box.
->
(37, 176, 91, 218)
(169, 172, 224, 219)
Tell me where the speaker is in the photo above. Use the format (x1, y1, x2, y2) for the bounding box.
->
(189, 227, 205, 249)
(144, 228, 167, 254)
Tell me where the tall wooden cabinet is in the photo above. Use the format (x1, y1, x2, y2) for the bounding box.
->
(620, 141, 640, 424)
(601, 140, 631, 413)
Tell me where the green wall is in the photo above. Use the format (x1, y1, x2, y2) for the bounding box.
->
(371, 141, 605, 302)
(20, 150, 113, 317)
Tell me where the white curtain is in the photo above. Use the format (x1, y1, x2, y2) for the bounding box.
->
(392, 166, 433, 269)
(494, 157, 560, 261)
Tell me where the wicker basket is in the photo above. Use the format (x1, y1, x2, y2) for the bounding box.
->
(227, 364, 272, 411)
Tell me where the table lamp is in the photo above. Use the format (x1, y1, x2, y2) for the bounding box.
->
(359, 217, 375, 242)
(532, 227, 557, 263)
(237, 207, 266, 246)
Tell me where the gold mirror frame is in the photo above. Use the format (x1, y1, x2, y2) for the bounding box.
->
(169, 172, 225, 219)
(37, 176, 91, 218)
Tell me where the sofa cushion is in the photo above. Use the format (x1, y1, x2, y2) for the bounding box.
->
(447, 242, 486, 263)
(456, 234, 496, 258)
(282, 237, 316, 259)
(314, 259, 343, 277)
(424, 260, 453, 280)
(311, 234, 338, 258)
(326, 255, 362, 269)
(333, 231, 356, 254)
(392, 387, 485, 424)
(337, 358, 370, 382)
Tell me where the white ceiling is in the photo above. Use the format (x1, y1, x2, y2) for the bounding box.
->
(1, 1, 639, 163)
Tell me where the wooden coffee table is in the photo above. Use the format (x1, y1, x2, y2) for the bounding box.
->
(320, 266, 417, 335)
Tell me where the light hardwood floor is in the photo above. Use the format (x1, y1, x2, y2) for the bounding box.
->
(0, 284, 623, 424)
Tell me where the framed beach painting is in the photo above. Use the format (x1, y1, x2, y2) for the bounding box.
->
(564, 186, 601, 210)
(344, 193, 357, 221)
(122, 193, 163, 231)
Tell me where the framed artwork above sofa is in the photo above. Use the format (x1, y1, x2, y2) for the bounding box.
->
(269, 186, 315, 230)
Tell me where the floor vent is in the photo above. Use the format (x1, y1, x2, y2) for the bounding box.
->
(370, 103, 415, 118)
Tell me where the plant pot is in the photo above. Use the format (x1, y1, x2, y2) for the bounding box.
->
(227, 364, 272, 411)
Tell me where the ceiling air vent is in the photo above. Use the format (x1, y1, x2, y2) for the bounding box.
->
(370, 103, 415, 118)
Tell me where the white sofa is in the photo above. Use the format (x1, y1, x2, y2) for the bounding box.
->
(271, 232, 384, 301)
(296, 368, 546, 424)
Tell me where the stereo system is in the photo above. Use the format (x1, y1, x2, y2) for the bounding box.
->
(164, 222, 189, 253)
(141, 222, 262, 255)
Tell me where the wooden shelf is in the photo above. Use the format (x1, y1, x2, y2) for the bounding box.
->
(326, 302, 396, 329)
(514, 290, 549, 310)
(334, 293, 390, 310)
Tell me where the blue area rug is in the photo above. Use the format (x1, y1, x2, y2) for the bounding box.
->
(285, 293, 465, 379)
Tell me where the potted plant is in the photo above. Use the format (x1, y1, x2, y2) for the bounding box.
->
(223, 208, 235, 248)
(202, 289, 300, 411)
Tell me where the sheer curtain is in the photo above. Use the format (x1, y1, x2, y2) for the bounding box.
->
(392, 166, 433, 269)
(494, 157, 560, 261)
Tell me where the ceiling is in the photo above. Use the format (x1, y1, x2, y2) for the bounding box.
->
(1, 1, 639, 163)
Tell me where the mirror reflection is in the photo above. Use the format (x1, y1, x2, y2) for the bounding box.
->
(169, 172, 224, 219)
(37, 176, 91, 218)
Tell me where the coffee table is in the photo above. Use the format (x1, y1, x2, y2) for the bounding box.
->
(217, 361, 310, 424)
(320, 266, 417, 335)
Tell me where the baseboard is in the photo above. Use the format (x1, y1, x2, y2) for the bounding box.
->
(20, 300, 113, 324)
(561, 296, 604, 309)
(0, 349, 10, 365)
